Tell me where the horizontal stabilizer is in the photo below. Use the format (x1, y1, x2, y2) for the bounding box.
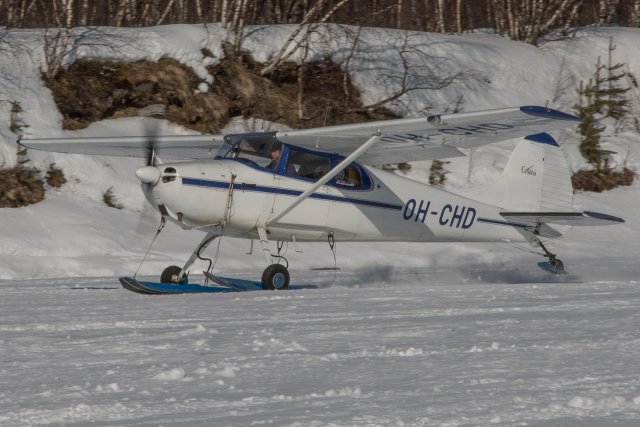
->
(501, 211, 625, 226)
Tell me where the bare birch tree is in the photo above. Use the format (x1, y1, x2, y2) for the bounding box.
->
(340, 24, 363, 100)
(221, 0, 231, 26)
(598, 0, 620, 25)
(42, 0, 75, 81)
(436, 0, 445, 33)
(487, 0, 580, 44)
(396, 0, 403, 29)
(230, 0, 250, 52)
(260, 0, 351, 76)
(0, 0, 636, 36)
(352, 31, 467, 112)
(455, 0, 462, 34)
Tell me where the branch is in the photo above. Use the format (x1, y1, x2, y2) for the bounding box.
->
(260, 0, 351, 76)
(349, 31, 469, 113)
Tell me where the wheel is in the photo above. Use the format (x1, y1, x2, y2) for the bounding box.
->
(261, 264, 290, 290)
(161, 265, 188, 284)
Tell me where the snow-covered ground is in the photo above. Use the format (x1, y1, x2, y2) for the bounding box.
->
(2, 264, 640, 426)
(1, 24, 640, 425)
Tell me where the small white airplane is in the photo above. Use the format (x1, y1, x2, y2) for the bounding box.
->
(20, 106, 624, 293)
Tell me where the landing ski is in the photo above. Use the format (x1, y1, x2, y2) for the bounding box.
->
(119, 276, 260, 295)
(537, 261, 568, 275)
(119, 275, 317, 295)
(203, 271, 257, 291)
(120, 276, 168, 295)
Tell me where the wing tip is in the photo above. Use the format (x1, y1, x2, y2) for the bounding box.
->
(520, 106, 580, 122)
(583, 210, 625, 224)
(524, 132, 559, 147)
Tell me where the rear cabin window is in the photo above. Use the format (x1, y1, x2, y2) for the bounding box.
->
(334, 164, 363, 188)
(285, 149, 370, 190)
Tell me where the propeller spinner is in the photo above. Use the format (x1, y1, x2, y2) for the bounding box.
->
(135, 166, 160, 184)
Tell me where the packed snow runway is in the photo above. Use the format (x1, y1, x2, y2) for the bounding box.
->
(2, 265, 640, 426)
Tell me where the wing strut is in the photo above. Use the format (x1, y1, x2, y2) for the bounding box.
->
(266, 133, 381, 227)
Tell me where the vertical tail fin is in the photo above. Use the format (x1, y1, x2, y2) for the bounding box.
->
(465, 133, 573, 211)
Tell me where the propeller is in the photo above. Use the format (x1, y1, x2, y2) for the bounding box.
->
(135, 108, 166, 235)
(145, 134, 156, 166)
(137, 115, 163, 184)
(138, 103, 166, 165)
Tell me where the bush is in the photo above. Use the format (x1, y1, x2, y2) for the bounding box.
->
(571, 168, 635, 192)
(45, 163, 66, 188)
(0, 166, 45, 207)
(102, 187, 123, 209)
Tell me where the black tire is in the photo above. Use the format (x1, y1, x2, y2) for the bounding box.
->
(261, 264, 290, 290)
(161, 265, 188, 284)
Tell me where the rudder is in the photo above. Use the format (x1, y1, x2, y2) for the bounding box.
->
(464, 133, 573, 211)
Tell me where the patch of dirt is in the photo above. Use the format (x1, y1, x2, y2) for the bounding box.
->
(47, 52, 398, 133)
(45, 163, 66, 188)
(50, 58, 226, 132)
(571, 168, 635, 192)
(0, 166, 45, 207)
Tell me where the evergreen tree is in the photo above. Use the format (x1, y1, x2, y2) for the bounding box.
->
(572, 37, 634, 191)
(429, 160, 449, 187)
(575, 77, 607, 170)
(574, 38, 630, 172)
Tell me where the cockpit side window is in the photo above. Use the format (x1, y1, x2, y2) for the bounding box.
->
(235, 139, 281, 168)
(285, 149, 331, 180)
(219, 134, 281, 169)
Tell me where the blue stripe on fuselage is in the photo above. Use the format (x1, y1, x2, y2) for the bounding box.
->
(181, 177, 403, 211)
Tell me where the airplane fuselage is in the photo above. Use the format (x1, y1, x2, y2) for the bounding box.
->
(150, 158, 528, 244)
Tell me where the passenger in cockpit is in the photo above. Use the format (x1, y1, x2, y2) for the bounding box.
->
(339, 165, 361, 187)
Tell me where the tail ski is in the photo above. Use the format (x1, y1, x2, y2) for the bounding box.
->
(462, 133, 624, 234)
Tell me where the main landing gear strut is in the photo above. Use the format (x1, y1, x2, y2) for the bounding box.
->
(160, 230, 220, 285)
(159, 228, 290, 290)
(257, 227, 290, 290)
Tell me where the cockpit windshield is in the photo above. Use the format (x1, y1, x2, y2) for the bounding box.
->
(216, 132, 281, 169)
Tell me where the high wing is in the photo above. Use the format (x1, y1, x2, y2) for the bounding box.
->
(19, 106, 579, 164)
(18, 134, 225, 160)
(275, 105, 580, 165)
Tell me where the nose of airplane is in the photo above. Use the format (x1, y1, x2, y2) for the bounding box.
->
(135, 166, 161, 184)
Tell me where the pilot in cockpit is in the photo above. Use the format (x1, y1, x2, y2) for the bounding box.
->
(266, 147, 281, 169)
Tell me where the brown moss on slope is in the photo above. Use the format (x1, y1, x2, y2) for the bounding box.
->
(0, 167, 45, 207)
(571, 168, 635, 192)
(47, 53, 397, 133)
(50, 58, 227, 132)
